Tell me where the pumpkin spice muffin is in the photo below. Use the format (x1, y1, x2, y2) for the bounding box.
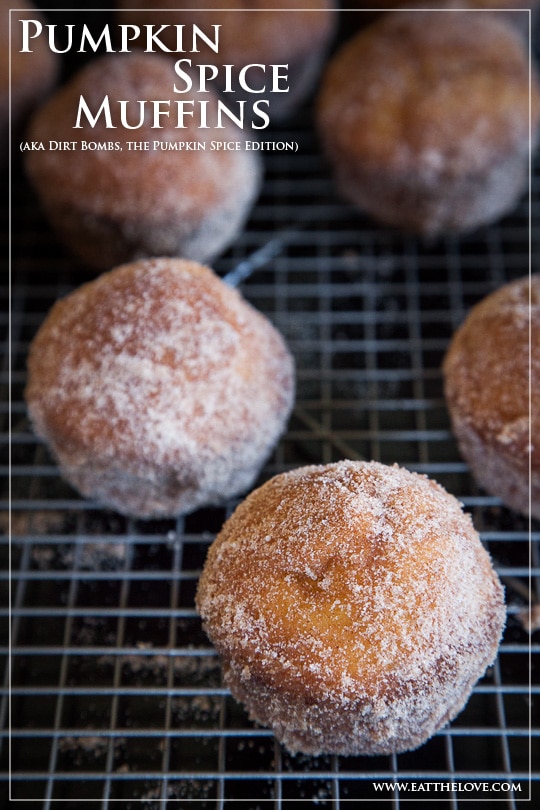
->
(25, 52, 262, 269)
(317, 9, 539, 236)
(197, 460, 505, 755)
(25, 258, 295, 518)
(444, 275, 540, 519)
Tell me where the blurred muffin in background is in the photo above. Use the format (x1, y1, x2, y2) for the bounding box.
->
(24, 52, 263, 270)
(116, 0, 338, 120)
(317, 8, 539, 238)
(1, 0, 59, 160)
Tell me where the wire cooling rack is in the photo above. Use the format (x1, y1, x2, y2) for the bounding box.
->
(3, 11, 540, 810)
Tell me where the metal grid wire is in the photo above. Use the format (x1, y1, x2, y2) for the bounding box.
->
(2, 14, 540, 810)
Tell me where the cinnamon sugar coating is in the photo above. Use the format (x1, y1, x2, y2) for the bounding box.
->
(24, 52, 262, 270)
(25, 258, 295, 518)
(444, 275, 540, 519)
(196, 460, 505, 756)
(316, 9, 539, 236)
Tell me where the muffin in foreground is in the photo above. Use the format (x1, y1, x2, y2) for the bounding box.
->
(25, 258, 295, 518)
(443, 275, 539, 520)
(196, 460, 505, 756)
(316, 9, 539, 237)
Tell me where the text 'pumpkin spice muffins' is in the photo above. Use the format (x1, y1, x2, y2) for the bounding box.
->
(196, 460, 506, 756)
(25, 258, 295, 518)
(444, 275, 539, 519)
(316, 9, 539, 237)
(24, 52, 262, 270)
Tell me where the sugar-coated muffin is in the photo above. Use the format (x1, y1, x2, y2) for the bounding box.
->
(316, 9, 539, 237)
(444, 275, 539, 519)
(196, 460, 506, 756)
(116, 0, 338, 120)
(25, 258, 295, 518)
(24, 52, 262, 269)
(1, 0, 59, 159)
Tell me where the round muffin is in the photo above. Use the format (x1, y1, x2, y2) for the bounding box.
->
(196, 460, 506, 756)
(24, 52, 262, 270)
(316, 9, 539, 237)
(1, 0, 59, 159)
(25, 258, 295, 518)
(444, 275, 539, 520)
(116, 0, 338, 120)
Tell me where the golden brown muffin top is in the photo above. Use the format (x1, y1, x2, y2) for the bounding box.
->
(197, 461, 505, 706)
